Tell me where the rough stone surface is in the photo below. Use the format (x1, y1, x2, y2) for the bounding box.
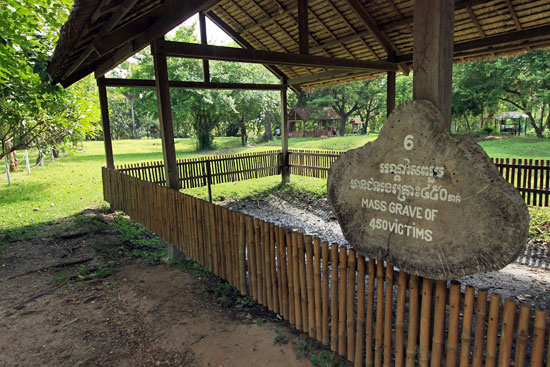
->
(328, 100, 529, 280)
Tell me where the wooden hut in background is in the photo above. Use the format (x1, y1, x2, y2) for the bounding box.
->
(494, 111, 529, 135)
(348, 117, 364, 133)
(288, 107, 341, 138)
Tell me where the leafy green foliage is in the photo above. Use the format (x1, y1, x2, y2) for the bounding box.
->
(0, 0, 100, 159)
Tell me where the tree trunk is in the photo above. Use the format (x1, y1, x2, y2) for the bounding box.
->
(527, 111, 544, 138)
(240, 118, 247, 146)
(263, 114, 273, 141)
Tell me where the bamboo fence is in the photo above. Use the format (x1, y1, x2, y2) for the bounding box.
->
(103, 167, 550, 366)
(116, 151, 549, 207)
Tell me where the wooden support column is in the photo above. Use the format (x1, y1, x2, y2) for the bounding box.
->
(386, 52, 396, 116)
(298, 0, 309, 55)
(412, 0, 455, 130)
(97, 77, 115, 169)
(199, 12, 210, 82)
(152, 39, 180, 190)
(281, 77, 290, 184)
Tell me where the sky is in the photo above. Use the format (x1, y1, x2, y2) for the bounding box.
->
(180, 14, 234, 46)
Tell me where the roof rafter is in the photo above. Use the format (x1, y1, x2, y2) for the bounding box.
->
(395, 24, 550, 63)
(505, 0, 522, 31)
(63, 0, 140, 79)
(345, 0, 399, 55)
(91, 0, 221, 79)
(205, 10, 294, 90)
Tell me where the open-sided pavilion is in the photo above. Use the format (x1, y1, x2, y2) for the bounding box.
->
(47, 0, 550, 188)
(47, 1, 550, 365)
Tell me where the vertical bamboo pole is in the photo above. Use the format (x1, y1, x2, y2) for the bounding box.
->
(330, 244, 339, 353)
(418, 278, 434, 367)
(261, 221, 269, 306)
(347, 250, 357, 362)
(383, 264, 394, 367)
(498, 299, 517, 367)
(405, 275, 420, 367)
(366, 259, 376, 367)
(299, 234, 308, 333)
(231, 211, 238, 287)
(217, 206, 225, 278)
(247, 216, 257, 300)
(472, 289, 488, 367)
(272, 223, 280, 314)
(223, 209, 232, 282)
(279, 227, 289, 319)
(459, 286, 475, 367)
(305, 236, 316, 338)
(446, 281, 461, 367)
(314, 238, 323, 341)
(374, 261, 385, 367)
(293, 232, 302, 331)
(338, 246, 348, 358)
(238, 214, 247, 295)
(254, 219, 263, 304)
(514, 305, 531, 367)
(431, 280, 447, 367)
(264, 222, 273, 310)
(210, 204, 219, 275)
(395, 271, 408, 367)
(321, 241, 330, 346)
(531, 310, 546, 367)
(485, 293, 501, 367)
(288, 230, 295, 325)
(355, 255, 366, 367)
(204, 201, 213, 270)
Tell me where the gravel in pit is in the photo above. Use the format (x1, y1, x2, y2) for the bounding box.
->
(222, 191, 550, 310)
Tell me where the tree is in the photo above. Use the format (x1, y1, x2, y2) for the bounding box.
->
(495, 50, 550, 137)
(0, 0, 99, 160)
(186, 89, 235, 150)
(309, 82, 368, 135)
(357, 79, 385, 134)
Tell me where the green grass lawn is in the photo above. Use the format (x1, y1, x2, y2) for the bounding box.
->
(1, 135, 549, 232)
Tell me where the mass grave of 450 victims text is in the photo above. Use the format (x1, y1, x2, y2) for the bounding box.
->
(328, 100, 529, 280)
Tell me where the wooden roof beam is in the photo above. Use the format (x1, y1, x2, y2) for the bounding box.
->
(394, 24, 550, 63)
(98, 77, 287, 90)
(288, 69, 363, 85)
(345, 0, 399, 55)
(298, 0, 309, 54)
(156, 41, 399, 72)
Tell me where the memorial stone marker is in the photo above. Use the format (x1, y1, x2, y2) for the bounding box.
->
(328, 100, 529, 279)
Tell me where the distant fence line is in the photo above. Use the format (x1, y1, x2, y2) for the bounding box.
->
(103, 167, 550, 367)
(115, 150, 550, 207)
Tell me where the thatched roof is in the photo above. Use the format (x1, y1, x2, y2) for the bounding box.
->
(288, 107, 341, 121)
(349, 118, 364, 124)
(48, 0, 550, 89)
(494, 111, 530, 119)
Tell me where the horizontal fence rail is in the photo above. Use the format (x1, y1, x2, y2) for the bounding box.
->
(103, 167, 550, 367)
(116, 150, 549, 207)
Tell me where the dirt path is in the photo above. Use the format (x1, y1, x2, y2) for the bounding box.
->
(0, 210, 322, 367)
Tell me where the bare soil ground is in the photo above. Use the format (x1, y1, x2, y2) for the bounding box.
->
(223, 188, 550, 310)
(0, 209, 337, 367)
